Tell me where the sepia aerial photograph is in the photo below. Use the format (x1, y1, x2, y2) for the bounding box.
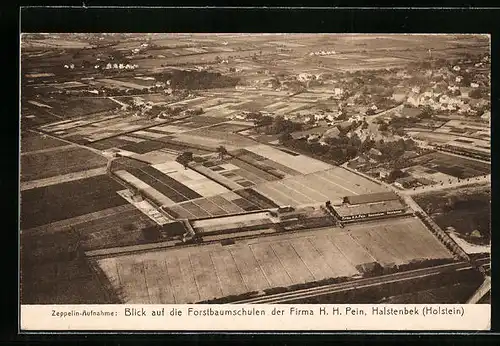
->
(20, 33, 490, 305)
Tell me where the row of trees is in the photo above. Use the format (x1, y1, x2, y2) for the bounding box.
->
(250, 114, 304, 135)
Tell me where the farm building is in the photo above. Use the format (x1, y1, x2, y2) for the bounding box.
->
(343, 191, 399, 205)
(332, 199, 408, 222)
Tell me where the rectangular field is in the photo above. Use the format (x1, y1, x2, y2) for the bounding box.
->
(114, 161, 232, 209)
(244, 144, 333, 175)
(21, 175, 128, 229)
(254, 167, 389, 207)
(407, 152, 490, 179)
(40, 97, 120, 118)
(21, 132, 68, 153)
(94, 216, 453, 303)
(21, 147, 108, 182)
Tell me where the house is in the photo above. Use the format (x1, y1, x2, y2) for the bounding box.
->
(453, 65, 461, 72)
(367, 148, 383, 160)
(337, 121, 352, 131)
(460, 87, 473, 98)
(376, 168, 391, 179)
(297, 73, 314, 82)
(406, 92, 420, 107)
(321, 127, 341, 140)
(470, 82, 480, 88)
(481, 111, 491, 121)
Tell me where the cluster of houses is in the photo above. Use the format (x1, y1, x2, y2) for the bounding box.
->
(308, 50, 336, 56)
(403, 87, 484, 115)
(63, 62, 139, 70)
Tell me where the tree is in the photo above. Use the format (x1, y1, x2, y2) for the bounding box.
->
(419, 105, 433, 119)
(176, 151, 193, 169)
(255, 115, 273, 127)
(278, 132, 293, 144)
(217, 146, 228, 160)
(387, 169, 407, 183)
(378, 122, 389, 132)
(469, 88, 484, 99)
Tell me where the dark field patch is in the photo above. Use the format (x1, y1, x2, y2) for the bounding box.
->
(21, 231, 113, 304)
(414, 185, 491, 245)
(232, 198, 259, 211)
(235, 188, 279, 209)
(141, 166, 202, 200)
(41, 97, 119, 118)
(88, 137, 134, 150)
(125, 168, 187, 203)
(378, 282, 482, 304)
(208, 195, 244, 214)
(238, 181, 255, 187)
(408, 152, 490, 179)
(188, 115, 226, 126)
(21, 175, 127, 229)
(194, 199, 228, 216)
(120, 140, 170, 154)
(182, 201, 212, 218)
(454, 138, 473, 144)
(21, 132, 67, 153)
(21, 147, 107, 182)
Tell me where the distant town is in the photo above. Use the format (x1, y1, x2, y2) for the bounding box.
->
(20, 34, 490, 305)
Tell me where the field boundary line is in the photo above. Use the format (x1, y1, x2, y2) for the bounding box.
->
(269, 244, 295, 286)
(21, 166, 107, 191)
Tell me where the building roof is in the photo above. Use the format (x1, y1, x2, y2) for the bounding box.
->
(333, 199, 406, 217)
(345, 191, 400, 205)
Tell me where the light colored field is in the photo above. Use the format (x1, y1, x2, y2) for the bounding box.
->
(254, 167, 388, 207)
(39, 113, 123, 133)
(192, 211, 272, 230)
(168, 170, 229, 197)
(131, 130, 165, 139)
(117, 135, 146, 143)
(28, 100, 52, 108)
(173, 133, 224, 148)
(135, 150, 176, 164)
(25, 72, 55, 78)
(152, 161, 230, 198)
(191, 164, 243, 190)
(94, 216, 452, 303)
(150, 124, 190, 133)
(97, 78, 148, 90)
(245, 144, 332, 175)
(274, 103, 312, 115)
